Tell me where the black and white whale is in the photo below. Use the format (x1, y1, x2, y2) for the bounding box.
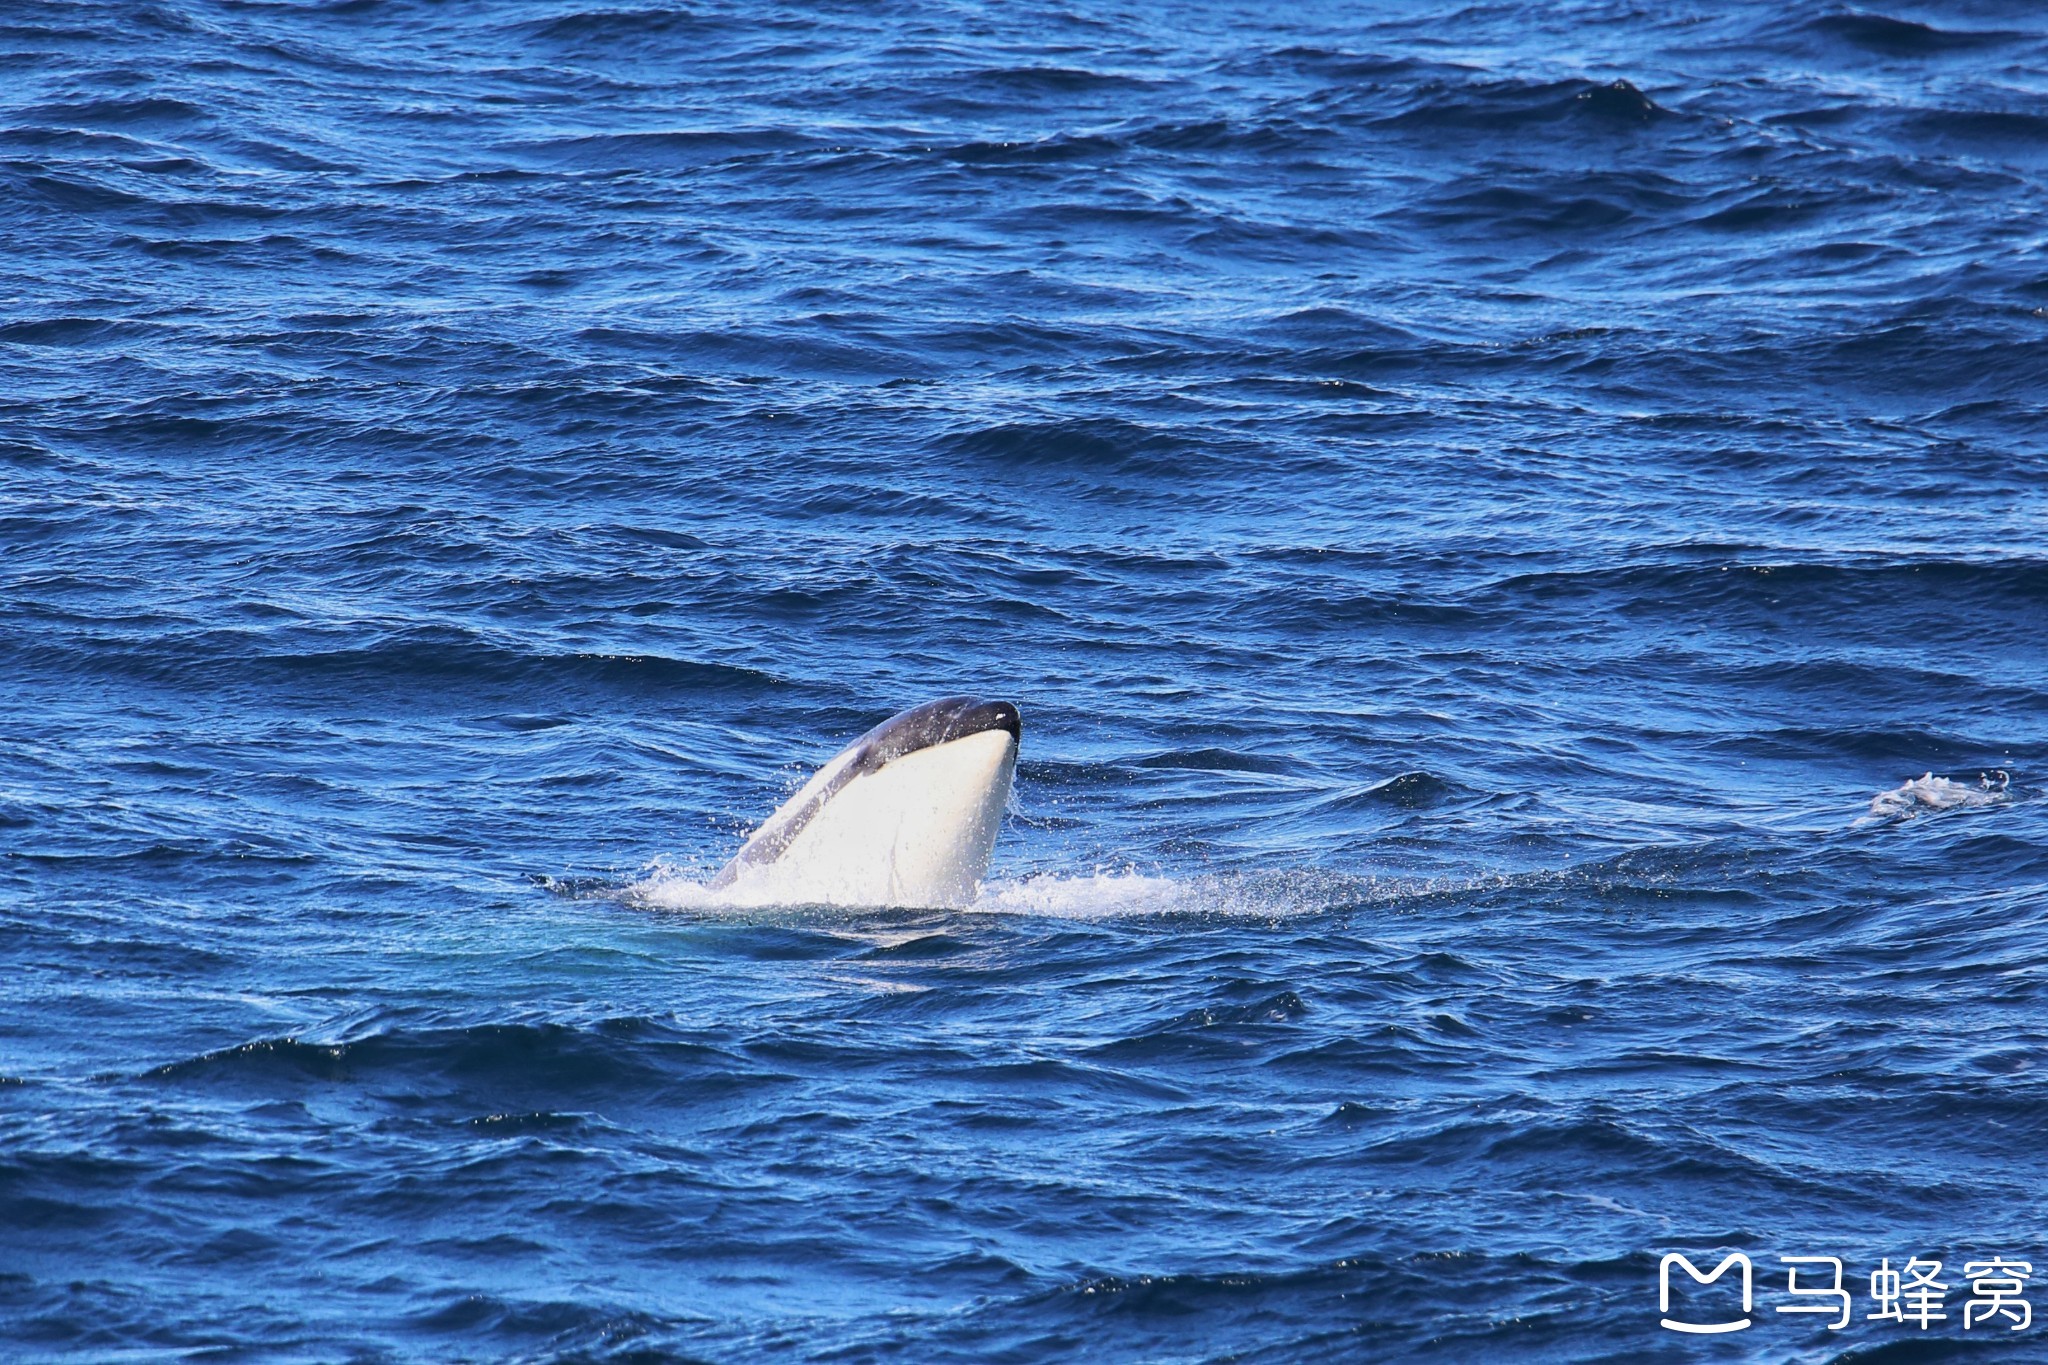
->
(710, 696, 1021, 908)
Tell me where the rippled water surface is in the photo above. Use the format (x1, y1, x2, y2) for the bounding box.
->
(4, 0, 2046, 1359)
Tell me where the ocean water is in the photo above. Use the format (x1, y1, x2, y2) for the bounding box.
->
(3, 0, 2046, 1359)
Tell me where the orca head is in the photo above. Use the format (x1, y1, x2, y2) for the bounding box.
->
(712, 696, 1021, 908)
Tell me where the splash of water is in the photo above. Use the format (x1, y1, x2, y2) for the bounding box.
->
(627, 865, 1433, 920)
(1864, 771, 2010, 821)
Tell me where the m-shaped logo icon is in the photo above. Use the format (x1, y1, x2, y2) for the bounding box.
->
(1661, 1253, 1753, 1334)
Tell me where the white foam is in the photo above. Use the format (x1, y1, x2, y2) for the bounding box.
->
(969, 870, 1191, 918)
(627, 865, 1185, 916)
(1864, 771, 2009, 822)
(626, 864, 1404, 920)
(982, 867, 1455, 918)
(628, 860, 742, 911)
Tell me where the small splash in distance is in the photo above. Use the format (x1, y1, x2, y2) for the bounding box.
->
(1862, 770, 2010, 822)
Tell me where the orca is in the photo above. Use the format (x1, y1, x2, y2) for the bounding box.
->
(710, 696, 1020, 908)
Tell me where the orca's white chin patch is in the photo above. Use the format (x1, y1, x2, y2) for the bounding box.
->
(710, 698, 1020, 909)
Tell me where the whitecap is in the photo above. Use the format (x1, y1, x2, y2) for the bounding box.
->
(1863, 770, 2009, 822)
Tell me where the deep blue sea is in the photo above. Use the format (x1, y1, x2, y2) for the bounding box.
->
(4, 0, 2047, 1359)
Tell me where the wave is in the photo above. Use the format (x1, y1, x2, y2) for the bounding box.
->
(1132, 747, 1298, 775)
(524, 6, 737, 44)
(938, 418, 1189, 476)
(1310, 771, 1462, 813)
(940, 133, 1125, 165)
(1368, 76, 1666, 132)
(140, 1015, 747, 1096)
(501, 127, 816, 170)
(1474, 558, 2048, 620)
(0, 316, 160, 348)
(963, 66, 1156, 96)
(14, 624, 783, 699)
(1124, 116, 1330, 155)
(22, 96, 213, 128)
(1803, 11, 2019, 54)
(1905, 108, 2048, 168)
